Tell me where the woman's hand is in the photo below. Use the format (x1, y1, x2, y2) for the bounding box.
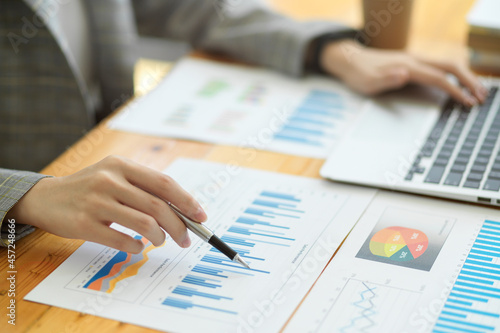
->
(8, 155, 206, 253)
(320, 39, 488, 106)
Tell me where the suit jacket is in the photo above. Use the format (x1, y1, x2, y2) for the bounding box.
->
(0, 0, 355, 245)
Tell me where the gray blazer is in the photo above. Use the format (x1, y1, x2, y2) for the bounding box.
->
(0, 0, 354, 245)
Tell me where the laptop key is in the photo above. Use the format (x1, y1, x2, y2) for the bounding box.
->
(475, 157, 490, 165)
(459, 148, 474, 156)
(455, 156, 469, 164)
(471, 164, 487, 173)
(438, 151, 452, 159)
(463, 180, 481, 189)
(469, 129, 481, 136)
(445, 136, 458, 144)
(444, 173, 462, 186)
(434, 158, 449, 166)
(489, 171, 500, 180)
(478, 148, 493, 157)
(421, 149, 433, 157)
(442, 143, 455, 151)
(467, 134, 479, 141)
(423, 141, 436, 150)
(411, 166, 425, 174)
(482, 141, 496, 149)
(467, 172, 484, 181)
(424, 166, 446, 184)
(484, 179, 500, 191)
(484, 137, 497, 144)
(451, 164, 466, 173)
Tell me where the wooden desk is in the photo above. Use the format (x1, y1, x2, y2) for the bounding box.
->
(0, 0, 478, 332)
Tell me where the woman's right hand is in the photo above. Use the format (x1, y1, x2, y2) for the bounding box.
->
(7, 155, 207, 253)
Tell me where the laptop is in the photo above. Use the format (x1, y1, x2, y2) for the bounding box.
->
(320, 78, 500, 206)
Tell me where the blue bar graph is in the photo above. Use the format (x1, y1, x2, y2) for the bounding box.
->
(173, 286, 232, 300)
(433, 220, 500, 332)
(236, 216, 290, 229)
(244, 207, 298, 219)
(182, 274, 222, 288)
(162, 297, 237, 315)
(273, 89, 346, 147)
(162, 189, 307, 316)
(260, 191, 300, 202)
(273, 134, 322, 146)
(227, 226, 294, 241)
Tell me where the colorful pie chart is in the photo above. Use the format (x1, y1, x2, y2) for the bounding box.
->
(369, 226, 428, 262)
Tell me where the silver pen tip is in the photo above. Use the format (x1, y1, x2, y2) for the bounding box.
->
(234, 254, 250, 269)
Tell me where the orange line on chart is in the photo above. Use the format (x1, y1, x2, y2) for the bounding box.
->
(87, 252, 132, 291)
(105, 239, 162, 293)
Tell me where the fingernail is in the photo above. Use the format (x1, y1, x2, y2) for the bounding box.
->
(194, 206, 207, 222)
(466, 96, 478, 106)
(182, 234, 191, 248)
(477, 84, 488, 99)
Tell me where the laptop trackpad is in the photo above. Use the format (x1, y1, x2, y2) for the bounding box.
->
(351, 99, 434, 142)
(322, 96, 440, 186)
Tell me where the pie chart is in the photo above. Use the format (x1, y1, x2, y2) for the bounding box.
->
(369, 226, 428, 262)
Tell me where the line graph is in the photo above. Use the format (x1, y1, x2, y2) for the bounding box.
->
(316, 279, 420, 332)
(340, 282, 377, 332)
(67, 234, 168, 302)
(84, 236, 154, 293)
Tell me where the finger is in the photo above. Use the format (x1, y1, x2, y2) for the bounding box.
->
(115, 186, 191, 248)
(108, 203, 167, 247)
(420, 58, 488, 102)
(120, 161, 206, 222)
(408, 63, 475, 106)
(85, 225, 145, 254)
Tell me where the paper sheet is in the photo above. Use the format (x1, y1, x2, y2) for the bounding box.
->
(109, 58, 366, 158)
(285, 191, 500, 333)
(25, 159, 376, 332)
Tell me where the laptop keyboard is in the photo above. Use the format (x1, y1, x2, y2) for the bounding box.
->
(406, 86, 500, 190)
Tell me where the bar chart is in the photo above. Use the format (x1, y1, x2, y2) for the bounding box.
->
(273, 89, 347, 148)
(109, 58, 365, 158)
(158, 190, 314, 317)
(27, 159, 376, 333)
(433, 220, 500, 332)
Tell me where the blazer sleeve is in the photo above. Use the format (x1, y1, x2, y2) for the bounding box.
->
(0, 169, 50, 246)
(132, 0, 357, 77)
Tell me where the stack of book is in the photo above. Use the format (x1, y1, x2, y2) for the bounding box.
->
(467, 0, 500, 74)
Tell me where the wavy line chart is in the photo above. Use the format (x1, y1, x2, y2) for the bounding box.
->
(340, 282, 377, 333)
(67, 235, 167, 302)
(83, 236, 156, 293)
(317, 279, 420, 333)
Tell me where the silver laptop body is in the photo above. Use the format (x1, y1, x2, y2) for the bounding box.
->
(321, 78, 500, 206)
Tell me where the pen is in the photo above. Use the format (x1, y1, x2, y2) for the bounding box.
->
(167, 202, 250, 269)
